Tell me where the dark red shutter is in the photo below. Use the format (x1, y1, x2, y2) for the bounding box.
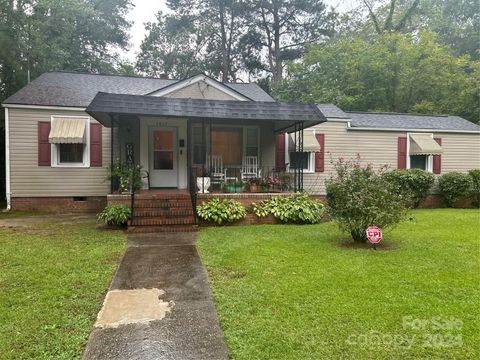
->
(433, 138, 442, 174)
(315, 133, 325, 172)
(90, 123, 102, 167)
(275, 133, 286, 171)
(397, 137, 407, 169)
(38, 122, 51, 166)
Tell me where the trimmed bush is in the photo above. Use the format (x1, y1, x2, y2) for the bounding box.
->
(252, 193, 324, 224)
(469, 169, 480, 208)
(197, 198, 247, 224)
(438, 172, 472, 207)
(383, 169, 435, 207)
(326, 157, 408, 243)
(97, 204, 131, 226)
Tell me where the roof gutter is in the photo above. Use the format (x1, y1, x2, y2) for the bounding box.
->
(345, 122, 480, 134)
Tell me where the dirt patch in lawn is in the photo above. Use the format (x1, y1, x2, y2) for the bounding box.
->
(337, 240, 397, 251)
(0, 214, 96, 229)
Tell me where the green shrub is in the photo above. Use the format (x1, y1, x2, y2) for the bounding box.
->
(438, 172, 472, 207)
(469, 169, 480, 208)
(107, 161, 143, 193)
(383, 169, 435, 207)
(252, 193, 324, 224)
(97, 204, 131, 226)
(326, 157, 408, 243)
(197, 198, 247, 224)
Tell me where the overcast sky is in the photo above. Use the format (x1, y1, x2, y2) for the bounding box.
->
(125, 0, 359, 62)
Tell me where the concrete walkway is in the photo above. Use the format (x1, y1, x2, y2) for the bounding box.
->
(83, 232, 229, 360)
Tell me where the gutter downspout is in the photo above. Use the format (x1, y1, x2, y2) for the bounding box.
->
(5, 107, 11, 210)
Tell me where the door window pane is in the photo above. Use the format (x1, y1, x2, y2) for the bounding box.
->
(410, 155, 427, 170)
(154, 151, 173, 169)
(59, 144, 84, 163)
(154, 131, 173, 150)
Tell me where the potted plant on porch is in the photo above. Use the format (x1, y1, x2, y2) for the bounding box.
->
(223, 180, 245, 193)
(248, 177, 264, 193)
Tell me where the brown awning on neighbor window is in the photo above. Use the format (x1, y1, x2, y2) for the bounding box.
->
(49, 118, 86, 144)
(288, 131, 321, 152)
(409, 133, 443, 155)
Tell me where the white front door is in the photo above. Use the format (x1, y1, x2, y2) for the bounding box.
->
(149, 126, 178, 188)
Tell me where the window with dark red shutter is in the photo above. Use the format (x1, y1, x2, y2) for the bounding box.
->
(38, 122, 51, 166)
(433, 138, 442, 174)
(397, 137, 407, 169)
(90, 123, 102, 167)
(275, 133, 286, 171)
(314, 133, 325, 172)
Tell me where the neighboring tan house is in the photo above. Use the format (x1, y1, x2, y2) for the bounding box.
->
(2, 72, 479, 225)
(283, 104, 480, 195)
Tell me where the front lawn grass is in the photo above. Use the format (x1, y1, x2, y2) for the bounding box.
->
(0, 218, 126, 359)
(198, 209, 480, 359)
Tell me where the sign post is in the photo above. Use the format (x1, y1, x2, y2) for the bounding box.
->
(366, 226, 382, 250)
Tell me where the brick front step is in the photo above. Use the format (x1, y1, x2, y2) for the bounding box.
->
(128, 225, 198, 233)
(133, 201, 193, 209)
(130, 216, 196, 226)
(134, 209, 194, 217)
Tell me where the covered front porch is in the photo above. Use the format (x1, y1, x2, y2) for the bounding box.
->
(86, 93, 326, 196)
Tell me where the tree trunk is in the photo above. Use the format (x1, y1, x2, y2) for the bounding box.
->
(272, 5, 282, 82)
(219, 1, 229, 82)
(351, 229, 367, 243)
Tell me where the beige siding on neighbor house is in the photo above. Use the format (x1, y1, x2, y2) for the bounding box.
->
(164, 81, 239, 101)
(8, 108, 111, 197)
(304, 120, 480, 195)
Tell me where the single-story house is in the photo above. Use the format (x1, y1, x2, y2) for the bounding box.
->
(2, 71, 479, 228)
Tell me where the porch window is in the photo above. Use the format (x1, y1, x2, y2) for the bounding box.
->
(192, 126, 206, 165)
(245, 128, 259, 157)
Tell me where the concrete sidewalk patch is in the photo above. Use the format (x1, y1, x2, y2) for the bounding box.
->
(95, 289, 172, 328)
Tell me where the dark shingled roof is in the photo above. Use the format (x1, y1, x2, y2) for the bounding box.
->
(316, 104, 349, 118)
(86, 92, 325, 132)
(347, 112, 480, 132)
(317, 104, 479, 132)
(2, 71, 275, 107)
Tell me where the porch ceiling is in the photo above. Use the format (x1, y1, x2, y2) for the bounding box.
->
(85, 92, 326, 132)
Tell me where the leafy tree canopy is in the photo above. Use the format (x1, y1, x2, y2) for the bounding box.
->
(275, 31, 479, 123)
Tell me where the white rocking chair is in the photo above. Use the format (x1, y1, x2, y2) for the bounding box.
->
(241, 156, 261, 182)
(207, 155, 226, 185)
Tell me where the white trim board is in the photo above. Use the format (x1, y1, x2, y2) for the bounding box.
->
(149, 74, 250, 101)
(345, 123, 480, 134)
(2, 104, 86, 111)
(5, 107, 11, 210)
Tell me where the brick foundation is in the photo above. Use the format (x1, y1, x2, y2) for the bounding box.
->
(419, 195, 474, 208)
(11, 196, 106, 213)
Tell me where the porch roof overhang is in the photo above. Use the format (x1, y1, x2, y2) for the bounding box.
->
(85, 92, 326, 133)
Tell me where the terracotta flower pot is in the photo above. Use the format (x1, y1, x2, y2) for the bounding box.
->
(249, 184, 262, 193)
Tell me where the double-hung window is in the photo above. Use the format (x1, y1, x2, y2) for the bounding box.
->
(50, 116, 90, 167)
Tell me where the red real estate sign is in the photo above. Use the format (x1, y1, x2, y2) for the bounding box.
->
(366, 226, 382, 244)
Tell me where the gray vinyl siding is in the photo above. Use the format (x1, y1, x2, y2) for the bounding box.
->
(304, 120, 480, 195)
(8, 108, 111, 197)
